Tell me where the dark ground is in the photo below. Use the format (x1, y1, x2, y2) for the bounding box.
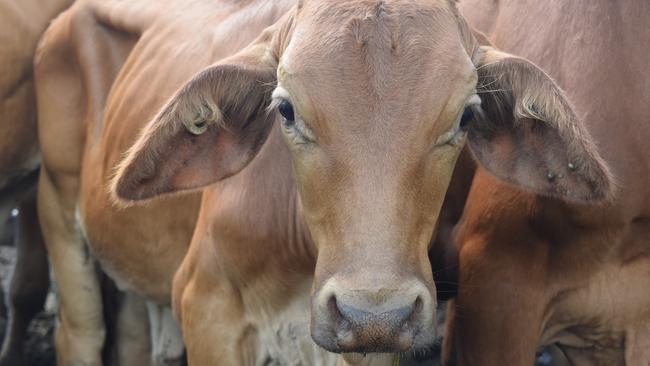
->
(0, 213, 57, 366)
(0, 213, 563, 366)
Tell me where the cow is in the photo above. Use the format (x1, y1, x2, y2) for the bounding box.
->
(0, 0, 72, 364)
(36, 0, 612, 364)
(441, 0, 650, 365)
(34, 1, 202, 363)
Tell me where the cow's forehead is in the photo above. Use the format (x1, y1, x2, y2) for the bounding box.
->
(281, 0, 470, 92)
(285, 0, 462, 70)
(296, 0, 454, 22)
(277, 0, 474, 136)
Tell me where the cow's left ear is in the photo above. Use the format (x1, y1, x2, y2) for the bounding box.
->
(112, 14, 295, 203)
(466, 46, 614, 202)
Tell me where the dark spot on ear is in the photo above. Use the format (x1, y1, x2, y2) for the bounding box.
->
(568, 162, 577, 171)
(546, 172, 557, 182)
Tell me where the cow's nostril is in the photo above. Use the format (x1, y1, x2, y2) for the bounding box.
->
(388, 301, 415, 328)
(327, 295, 340, 321)
(408, 296, 423, 323)
(326, 295, 358, 349)
(395, 296, 422, 350)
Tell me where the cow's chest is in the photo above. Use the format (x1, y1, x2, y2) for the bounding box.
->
(542, 256, 650, 365)
(239, 276, 336, 366)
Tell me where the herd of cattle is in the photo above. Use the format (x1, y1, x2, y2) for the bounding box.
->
(0, 0, 648, 365)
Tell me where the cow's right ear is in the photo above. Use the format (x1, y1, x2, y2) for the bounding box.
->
(112, 23, 288, 203)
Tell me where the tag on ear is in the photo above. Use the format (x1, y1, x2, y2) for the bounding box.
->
(466, 47, 614, 203)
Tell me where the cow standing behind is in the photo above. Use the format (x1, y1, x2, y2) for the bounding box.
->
(441, 1, 650, 365)
(36, 0, 612, 365)
(0, 0, 72, 364)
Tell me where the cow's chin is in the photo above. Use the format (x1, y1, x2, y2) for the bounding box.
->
(309, 304, 437, 354)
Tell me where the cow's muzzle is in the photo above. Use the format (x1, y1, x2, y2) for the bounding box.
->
(311, 280, 435, 353)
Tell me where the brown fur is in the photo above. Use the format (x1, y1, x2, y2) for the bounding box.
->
(37, 0, 613, 364)
(443, 0, 650, 364)
(0, 1, 72, 365)
(470, 47, 614, 202)
(0, 0, 70, 189)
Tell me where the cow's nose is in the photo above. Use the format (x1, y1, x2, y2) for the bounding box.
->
(312, 283, 433, 353)
(329, 294, 421, 352)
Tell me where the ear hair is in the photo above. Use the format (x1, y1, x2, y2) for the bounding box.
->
(110, 8, 301, 204)
(468, 46, 615, 202)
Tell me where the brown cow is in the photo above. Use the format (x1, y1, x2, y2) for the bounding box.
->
(35, 0, 203, 363)
(0, 0, 72, 364)
(441, 1, 650, 365)
(36, 0, 611, 364)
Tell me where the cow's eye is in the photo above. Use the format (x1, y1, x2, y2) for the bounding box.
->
(278, 100, 295, 125)
(460, 106, 474, 130)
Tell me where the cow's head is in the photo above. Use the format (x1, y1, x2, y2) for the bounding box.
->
(113, 0, 612, 355)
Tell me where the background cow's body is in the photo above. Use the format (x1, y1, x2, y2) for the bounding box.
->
(35, 0, 277, 363)
(444, 1, 650, 365)
(0, 0, 72, 192)
(0, 0, 72, 364)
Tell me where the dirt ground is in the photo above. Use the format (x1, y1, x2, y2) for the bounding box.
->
(0, 214, 560, 366)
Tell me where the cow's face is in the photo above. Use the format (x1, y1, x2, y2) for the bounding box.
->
(273, 0, 475, 352)
(114, 0, 612, 355)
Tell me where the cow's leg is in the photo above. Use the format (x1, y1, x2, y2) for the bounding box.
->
(108, 291, 151, 366)
(101, 284, 151, 366)
(175, 272, 249, 366)
(173, 245, 260, 366)
(444, 242, 547, 366)
(0, 191, 50, 366)
(38, 169, 105, 365)
(146, 302, 184, 366)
